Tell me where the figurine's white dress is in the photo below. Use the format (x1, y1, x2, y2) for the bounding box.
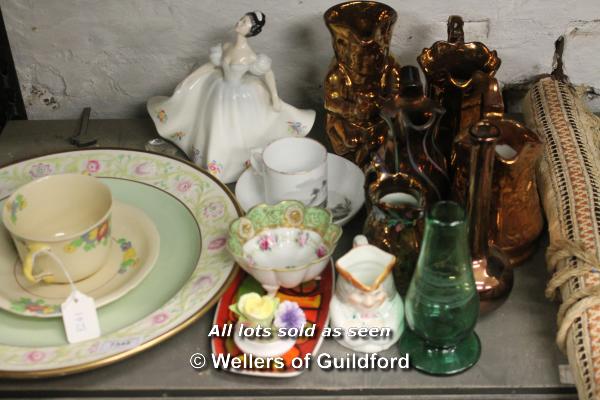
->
(147, 45, 315, 183)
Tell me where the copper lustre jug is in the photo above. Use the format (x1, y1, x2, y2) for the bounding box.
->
(418, 15, 501, 162)
(324, 1, 401, 167)
(451, 75, 544, 266)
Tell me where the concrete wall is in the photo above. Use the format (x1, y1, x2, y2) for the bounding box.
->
(1, 0, 599, 120)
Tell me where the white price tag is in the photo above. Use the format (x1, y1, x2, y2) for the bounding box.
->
(61, 290, 101, 344)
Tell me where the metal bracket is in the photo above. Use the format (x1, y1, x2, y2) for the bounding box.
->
(68, 107, 97, 147)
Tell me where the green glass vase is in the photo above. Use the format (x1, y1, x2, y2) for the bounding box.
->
(400, 200, 480, 375)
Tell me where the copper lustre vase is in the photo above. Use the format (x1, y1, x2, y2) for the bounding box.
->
(324, 1, 401, 167)
(418, 15, 501, 163)
(451, 75, 544, 267)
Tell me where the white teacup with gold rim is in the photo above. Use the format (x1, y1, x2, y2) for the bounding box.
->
(2, 174, 113, 284)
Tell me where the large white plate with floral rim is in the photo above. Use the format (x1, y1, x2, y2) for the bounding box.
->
(0, 149, 241, 378)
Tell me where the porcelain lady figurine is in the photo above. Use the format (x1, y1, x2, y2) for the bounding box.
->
(147, 11, 316, 183)
(330, 235, 404, 353)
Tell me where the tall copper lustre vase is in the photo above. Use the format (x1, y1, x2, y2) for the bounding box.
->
(467, 121, 513, 314)
(418, 15, 501, 164)
(324, 1, 401, 167)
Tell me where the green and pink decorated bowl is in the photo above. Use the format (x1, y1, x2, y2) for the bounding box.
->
(227, 201, 342, 294)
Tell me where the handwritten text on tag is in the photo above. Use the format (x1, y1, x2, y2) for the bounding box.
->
(61, 290, 101, 344)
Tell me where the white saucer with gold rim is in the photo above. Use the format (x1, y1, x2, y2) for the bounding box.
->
(0, 201, 160, 318)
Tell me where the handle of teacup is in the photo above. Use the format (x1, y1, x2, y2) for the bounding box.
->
(352, 235, 369, 248)
(249, 148, 266, 175)
(23, 243, 59, 284)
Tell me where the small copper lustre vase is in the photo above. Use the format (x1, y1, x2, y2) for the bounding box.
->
(363, 169, 428, 295)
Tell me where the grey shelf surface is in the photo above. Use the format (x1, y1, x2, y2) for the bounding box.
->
(0, 119, 577, 399)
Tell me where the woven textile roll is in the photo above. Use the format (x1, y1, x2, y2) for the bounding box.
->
(523, 76, 600, 400)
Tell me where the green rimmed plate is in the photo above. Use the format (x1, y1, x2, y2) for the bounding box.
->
(0, 149, 241, 377)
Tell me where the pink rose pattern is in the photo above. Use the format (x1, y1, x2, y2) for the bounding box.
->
(25, 350, 46, 363)
(258, 234, 276, 251)
(176, 180, 192, 193)
(208, 237, 226, 250)
(316, 245, 328, 258)
(86, 160, 101, 173)
(152, 312, 169, 325)
(134, 162, 155, 176)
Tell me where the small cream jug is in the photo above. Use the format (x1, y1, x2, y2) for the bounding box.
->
(2, 174, 113, 284)
(330, 235, 404, 352)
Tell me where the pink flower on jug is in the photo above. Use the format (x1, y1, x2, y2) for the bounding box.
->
(258, 234, 276, 251)
(134, 162, 155, 176)
(29, 163, 53, 178)
(86, 160, 101, 173)
(152, 312, 169, 325)
(25, 350, 46, 363)
(203, 202, 224, 219)
(208, 237, 226, 250)
(316, 245, 327, 258)
(176, 180, 192, 193)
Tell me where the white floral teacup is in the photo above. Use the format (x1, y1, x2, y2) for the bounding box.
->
(2, 174, 113, 284)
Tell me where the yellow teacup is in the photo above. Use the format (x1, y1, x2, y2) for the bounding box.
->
(2, 174, 113, 284)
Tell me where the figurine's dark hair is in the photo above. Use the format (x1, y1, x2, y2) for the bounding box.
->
(245, 11, 265, 37)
